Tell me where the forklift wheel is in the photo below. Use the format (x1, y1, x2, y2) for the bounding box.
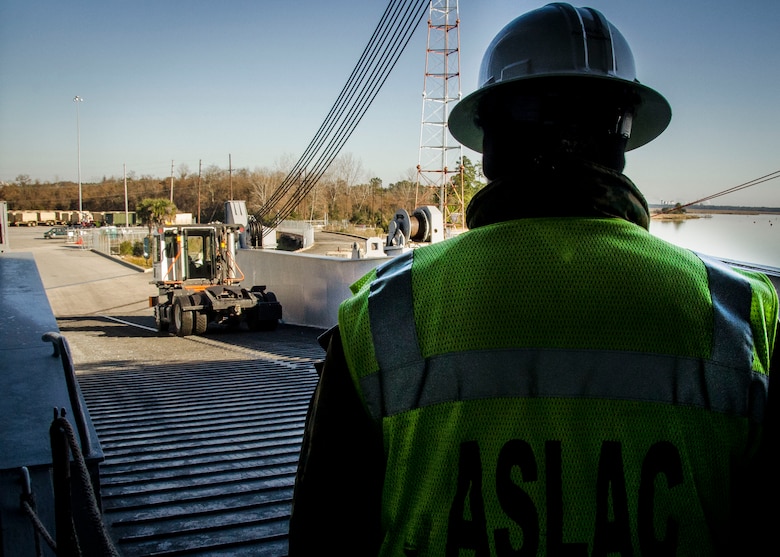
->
(173, 297, 194, 337)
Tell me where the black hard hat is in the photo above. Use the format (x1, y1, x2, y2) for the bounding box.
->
(448, 3, 672, 152)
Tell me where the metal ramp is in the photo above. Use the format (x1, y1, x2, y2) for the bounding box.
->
(76, 351, 320, 556)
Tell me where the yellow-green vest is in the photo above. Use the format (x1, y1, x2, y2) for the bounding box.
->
(338, 218, 777, 556)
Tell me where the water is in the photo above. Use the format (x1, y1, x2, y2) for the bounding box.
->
(648, 212, 780, 270)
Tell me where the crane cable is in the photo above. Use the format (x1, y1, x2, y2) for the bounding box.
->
(251, 0, 429, 241)
(263, 0, 427, 213)
(258, 0, 427, 228)
(262, 0, 415, 211)
(652, 169, 780, 216)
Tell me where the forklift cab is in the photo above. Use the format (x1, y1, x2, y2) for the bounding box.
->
(184, 232, 215, 279)
(153, 227, 217, 283)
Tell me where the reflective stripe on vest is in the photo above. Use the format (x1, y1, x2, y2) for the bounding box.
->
(364, 251, 767, 422)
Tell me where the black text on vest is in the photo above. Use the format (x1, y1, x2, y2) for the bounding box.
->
(446, 439, 683, 556)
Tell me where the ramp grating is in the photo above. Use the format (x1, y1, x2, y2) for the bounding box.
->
(76, 350, 320, 556)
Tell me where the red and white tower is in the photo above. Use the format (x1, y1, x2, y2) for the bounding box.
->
(415, 0, 465, 232)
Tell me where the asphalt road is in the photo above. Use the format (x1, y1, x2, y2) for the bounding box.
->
(4, 225, 326, 369)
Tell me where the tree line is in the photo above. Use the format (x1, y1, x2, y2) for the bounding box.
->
(2, 155, 484, 231)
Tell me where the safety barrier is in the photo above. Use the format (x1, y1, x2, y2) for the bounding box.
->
(68, 227, 148, 255)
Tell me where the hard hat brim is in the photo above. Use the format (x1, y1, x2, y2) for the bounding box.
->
(448, 74, 672, 153)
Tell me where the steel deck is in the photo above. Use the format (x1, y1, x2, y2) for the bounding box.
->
(77, 349, 320, 556)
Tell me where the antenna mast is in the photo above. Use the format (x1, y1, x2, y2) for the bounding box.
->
(415, 0, 464, 233)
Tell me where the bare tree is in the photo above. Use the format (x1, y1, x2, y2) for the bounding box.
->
(273, 153, 298, 176)
(331, 153, 365, 189)
(177, 163, 190, 181)
(201, 165, 228, 222)
(399, 167, 419, 209)
(328, 153, 366, 221)
(248, 166, 286, 213)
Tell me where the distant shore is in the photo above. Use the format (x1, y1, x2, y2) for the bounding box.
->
(650, 212, 707, 220)
(650, 206, 780, 220)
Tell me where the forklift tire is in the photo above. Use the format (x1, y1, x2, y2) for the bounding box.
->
(173, 297, 194, 337)
(194, 310, 208, 335)
(155, 306, 169, 333)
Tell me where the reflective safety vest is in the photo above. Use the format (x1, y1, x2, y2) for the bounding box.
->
(338, 218, 777, 557)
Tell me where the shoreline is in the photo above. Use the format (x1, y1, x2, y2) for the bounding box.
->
(651, 208, 780, 220)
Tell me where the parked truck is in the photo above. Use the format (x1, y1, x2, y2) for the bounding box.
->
(10, 211, 38, 226)
(147, 223, 281, 336)
(103, 211, 137, 226)
(67, 211, 94, 226)
(36, 211, 57, 226)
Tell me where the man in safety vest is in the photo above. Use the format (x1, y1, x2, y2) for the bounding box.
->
(289, 3, 778, 555)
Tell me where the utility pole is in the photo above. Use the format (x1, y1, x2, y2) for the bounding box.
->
(73, 96, 84, 214)
(198, 159, 202, 224)
(170, 160, 175, 203)
(123, 163, 129, 226)
(229, 154, 233, 200)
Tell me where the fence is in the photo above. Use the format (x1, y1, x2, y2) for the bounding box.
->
(68, 227, 149, 255)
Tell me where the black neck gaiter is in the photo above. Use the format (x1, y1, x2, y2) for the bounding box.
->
(465, 158, 650, 231)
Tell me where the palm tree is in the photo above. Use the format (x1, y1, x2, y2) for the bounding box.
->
(137, 198, 177, 231)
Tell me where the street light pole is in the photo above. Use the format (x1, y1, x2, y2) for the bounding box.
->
(73, 95, 84, 215)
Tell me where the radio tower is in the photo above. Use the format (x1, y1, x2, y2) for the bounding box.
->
(415, 0, 464, 233)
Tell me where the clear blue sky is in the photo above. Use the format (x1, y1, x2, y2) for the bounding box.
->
(1, 0, 778, 207)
